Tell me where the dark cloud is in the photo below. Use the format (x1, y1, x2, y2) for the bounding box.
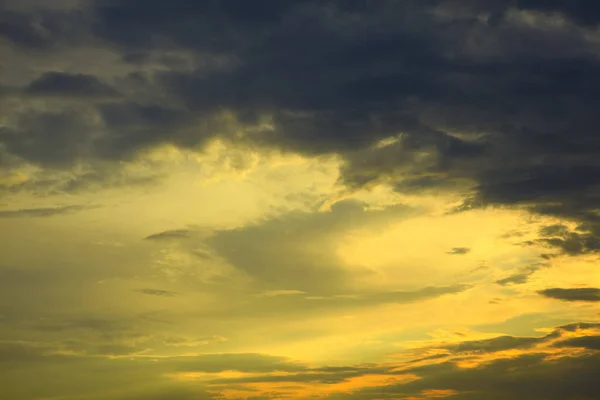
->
(554, 336, 600, 351)
(0, 204, 89, 218)
(94, 101, 200, 161)
(518, 0, 600, 26)
(445, 335, 545, 354)
(25, 72, 118, 97)
(135, 288, 177, 297)
(434, 321, 600, 356)
(539, 224, 570, 237)
(447, 247, 470, 255)
(0, 8, 88, 49)
(0, 109, 99, 168)
(537, 230, 600, 256)
(0, 0, 598, 232)
(381, 353, 600, 400)
(546, 287, 600, 303)
(557, 322, 600, 332)
(538, 288, 600, 302)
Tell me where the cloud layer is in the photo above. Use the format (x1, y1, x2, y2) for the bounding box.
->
(1, 1, 599, 399)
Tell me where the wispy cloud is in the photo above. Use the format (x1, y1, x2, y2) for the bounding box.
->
(136, 289, 178, 297)
(0, 205, 92, 218)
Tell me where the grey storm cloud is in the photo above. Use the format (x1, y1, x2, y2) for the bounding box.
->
(1, 0, 600, 248)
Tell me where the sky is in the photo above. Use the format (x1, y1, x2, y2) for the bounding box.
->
(1, 1, 600, 399)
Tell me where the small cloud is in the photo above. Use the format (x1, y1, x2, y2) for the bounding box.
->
(144, 229, 192, 240)
(496, 263, 546, 286)
(495, 272, 531, 286)
(469, 265, 489, 274)
(446, 247, 471, 255)
(136, 288, 178, 297)
(538, 288, 600, 302)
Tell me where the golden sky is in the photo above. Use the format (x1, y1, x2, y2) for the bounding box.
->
(1, 1, 599, 399)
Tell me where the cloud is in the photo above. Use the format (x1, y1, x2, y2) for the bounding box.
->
(0, 7, 87, 50)
(384, 353, 600, 400)
(164, 322, 600, 400)
(145, 229, 193, 240)
(0, 204, 89, 218)
(1, 321, 598, 400)
(539, 224, 570, 237)
(538, 288, 600, 302)
(135, 288, 178, 297)
(495, 263, 546, 286)
(495, 272, 531, 286)
(199, 284, 471, 320)
(2, 3, 600, 398)
(444, 335, 545, 354)
(204, 200, 417, 293)
(435, 321, 600, 356)
(554, 336, 600, 351)
(0, 1, 596, 228)
(446, 247, 470, 255)
(0, 341, 74, 364)
(517, 0, 600, 26)
(557, 322, 600, 332)
(25, 71, 118, 97)
(0, 109, 100, 168)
